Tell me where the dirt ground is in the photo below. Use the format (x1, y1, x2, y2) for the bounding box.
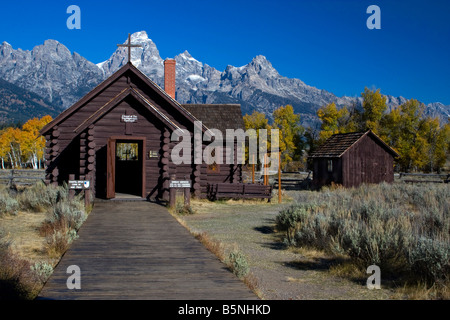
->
(0, 211, 50, 263)
(180, 195, 395, 300)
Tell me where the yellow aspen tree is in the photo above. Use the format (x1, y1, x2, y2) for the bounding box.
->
(361, 87, 387, 134)
(273, 105, 303, 169)
(317, 102, 349, 144)
(22, 116, 52, 169)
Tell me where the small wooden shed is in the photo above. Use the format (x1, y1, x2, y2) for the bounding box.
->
(308, 130, 398, 188)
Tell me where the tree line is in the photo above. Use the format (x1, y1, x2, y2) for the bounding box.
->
(1, 89, 448, 173)
(244, 88, 450, 173)
(0, 115, 52, 169)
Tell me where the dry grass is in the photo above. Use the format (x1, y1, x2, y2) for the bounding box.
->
(194, 232, 226, 262)
(391, 281, 450, 300)
(0, 211, 50, 263)
(0, 247, 40, 300)
(180, 195, 395, 300)
(0, 183, 89, 300)
(171, 211, 264, 299)
(193, 231, 263, 298)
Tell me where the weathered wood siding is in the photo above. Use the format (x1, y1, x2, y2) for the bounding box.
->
(341, 134, 394, 188)
(45, 67, 241, 199)
(312, 157, 342, 187)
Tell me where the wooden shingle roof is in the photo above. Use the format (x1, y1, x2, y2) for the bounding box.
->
(308, 130, 398, 158)
(182, 104, 245, 133)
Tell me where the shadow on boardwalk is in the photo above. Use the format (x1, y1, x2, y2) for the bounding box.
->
(38, 201, 256, 300)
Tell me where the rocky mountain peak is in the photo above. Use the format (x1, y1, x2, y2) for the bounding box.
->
(0, 31, 448, 125)
(130, 30, 149, 41)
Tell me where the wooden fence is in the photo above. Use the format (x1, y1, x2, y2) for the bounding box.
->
(206, 183, 273, 201)
(271, 171, 312, 190)
(0, 169, 45, 186)
(395, 172, 449, 184)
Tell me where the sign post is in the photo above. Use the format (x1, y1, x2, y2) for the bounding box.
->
(278, 151, 282, 204)
(68, 175, 91, 208)
(169, 175, 191, 208)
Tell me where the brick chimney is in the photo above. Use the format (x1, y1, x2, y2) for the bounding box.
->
(164, 59, 176, 99)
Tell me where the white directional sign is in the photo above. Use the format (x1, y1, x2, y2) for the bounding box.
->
(169, 180, 191, 188)
(69, 180, 90, 190)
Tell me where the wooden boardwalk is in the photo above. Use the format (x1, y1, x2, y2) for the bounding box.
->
(38, 201, 256, 300)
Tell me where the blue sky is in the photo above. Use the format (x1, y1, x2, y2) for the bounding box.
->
(1, 0, 449, 105)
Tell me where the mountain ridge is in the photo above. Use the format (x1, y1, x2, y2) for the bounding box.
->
(0, 78, 64, 124)
(1, 31, 449, 125)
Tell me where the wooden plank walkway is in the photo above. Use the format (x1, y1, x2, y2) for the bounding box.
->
(38, 201, 257, 300)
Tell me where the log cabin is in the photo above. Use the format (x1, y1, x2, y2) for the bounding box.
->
(308, 130, 398, 188)
(39, 59, 245, 200)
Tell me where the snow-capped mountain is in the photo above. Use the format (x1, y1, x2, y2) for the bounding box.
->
(0, 39, 104, 110)
(1, 31, 449, 125)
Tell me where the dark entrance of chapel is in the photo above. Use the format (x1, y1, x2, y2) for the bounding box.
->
(106, 136, 146, 199)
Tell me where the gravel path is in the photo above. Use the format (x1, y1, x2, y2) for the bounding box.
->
(181, 199, 394, 300)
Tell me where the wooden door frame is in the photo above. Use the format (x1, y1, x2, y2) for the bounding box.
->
(107, 136, 146, 199)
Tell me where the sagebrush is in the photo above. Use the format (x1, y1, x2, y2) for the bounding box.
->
(0, 182, 87, 300)
(276, 183, 449, 296)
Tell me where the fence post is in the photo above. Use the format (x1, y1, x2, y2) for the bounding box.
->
(84, 174, 92, 208)
(184, 187, 190, 208)
(252, 154, 255, 184)
(9, 169, 15, 187)
(278, 151, 282, 204)
(264, 153, 267, 186)
(68, 174, 75, 200)
(169, 174, 176, 208)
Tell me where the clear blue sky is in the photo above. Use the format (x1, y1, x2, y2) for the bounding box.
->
(1, 0, 449, 105)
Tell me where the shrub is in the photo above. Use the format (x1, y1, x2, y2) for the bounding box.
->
(18, 182, 63, 212)
(294, 213, 330, 250)
(276, 183, 450, 291)
(275, 204, 314, 244)
(0, 182, 88, 299)
(0, 192, 19, 216)
(30, 262, 53, 284)
(0, 239, 38, 300)
(45, 230, 70, 258)
(408, 237, 449, 284)
(175, 201, 195, 215)
(227, 250, 250, 279)
(50, 200, 86, 231)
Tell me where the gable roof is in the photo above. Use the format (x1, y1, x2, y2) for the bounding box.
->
(74, 87, 182, 134)
(182, 104, 245, 133)
(308, 130, 399, 158)
(40, 62, 208, 135)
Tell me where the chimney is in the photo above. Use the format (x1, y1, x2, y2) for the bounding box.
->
(164, 59, 176, 99)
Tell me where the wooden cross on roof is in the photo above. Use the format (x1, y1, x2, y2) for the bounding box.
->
(117, 33, 142, 63)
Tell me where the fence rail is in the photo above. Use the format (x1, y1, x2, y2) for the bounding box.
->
(0, 169, 45, 186)
(396, 172, 449, 184)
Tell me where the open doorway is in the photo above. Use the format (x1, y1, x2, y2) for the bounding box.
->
(107, 137, 146, 199)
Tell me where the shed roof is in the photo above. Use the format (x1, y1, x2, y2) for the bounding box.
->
(182, 104, 245, 133)
(308, 130, 399, 158)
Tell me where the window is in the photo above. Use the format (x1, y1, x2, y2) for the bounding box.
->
(116, 142, 139, 161)
(327, 159, 333, 173)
